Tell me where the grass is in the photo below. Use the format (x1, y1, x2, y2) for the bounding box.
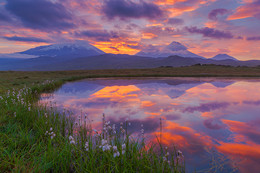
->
(0, 69, 188, 172)
(1, 65, 260, 93)
(1, 65, 260, 172)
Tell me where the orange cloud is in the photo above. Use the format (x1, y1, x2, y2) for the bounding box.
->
(91, 85, 140, 101)
(152, 121, 212, 151)
(141, 101, 156, 107)
(142, 33, 158, 39)
(228, 1, 260, 20)
(216, 142, 260, 173)
(93, 40, 141, 55)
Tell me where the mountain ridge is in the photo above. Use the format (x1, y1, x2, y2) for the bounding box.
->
(136, 41, 205, 59)
(210, 54, 238, 61)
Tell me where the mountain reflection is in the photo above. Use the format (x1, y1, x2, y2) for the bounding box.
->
(39, 78, 260, 173)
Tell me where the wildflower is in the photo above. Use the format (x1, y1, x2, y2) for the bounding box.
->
(85, 142, 89, 151)
(50, 127, 53, 131)
(113, 146, 118, 151)
(69, 135, 76, 145)
(50, 133, 56, 139)
(122, 150, 125, 155)
(163, 156, 167, 162)
(113, 151, 120, 157)
(122, 143, 126, 150)
(165, 152, 169, 156)
(102, 144, 111, 151)
(14, 112, 16, 117)
(45, 131, 48, 135)
(141, 129, 144, 134)
(101, 139, 107, 145)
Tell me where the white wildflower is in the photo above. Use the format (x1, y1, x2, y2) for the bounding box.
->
(113, 151, 120, 158)
(165, 152, 169, 156)
(113, 146, 117, 151)
(122, 143, 126, 150)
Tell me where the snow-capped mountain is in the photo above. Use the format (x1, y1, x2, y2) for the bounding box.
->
(20, 40, 105, 57)
(0, 53, 37, 59)
(210, 54, 238, 61)
(136, 41, 205, 59)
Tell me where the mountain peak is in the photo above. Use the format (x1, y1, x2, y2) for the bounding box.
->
(136, 41, 204, 59)
(20, 40, 105, 57)
(211, 54, 238, 61)
(166, 41, 187, 51)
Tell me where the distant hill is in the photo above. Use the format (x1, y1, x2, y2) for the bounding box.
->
(2, 54, 260, 71)
(210, 54, 238, 61)
(136, 41, 205, 59)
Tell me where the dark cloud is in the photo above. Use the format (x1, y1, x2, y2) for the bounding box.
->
(243, 100, 260, 105)
(204, 118, 225, 130)
(185, 26, 234, 39)
(184, 102, 230, 113)
(208, 8, 228, 20)
(3, 36, 49, 43)
(75, 30, 120, 41)
(102, 0, 163, 20)
(246, 36, 260, 41)
(5, 0, 74, 31)
(109, 47, 119, 51)
(167, 18, 184, 25)
(0, 10, 12, 22)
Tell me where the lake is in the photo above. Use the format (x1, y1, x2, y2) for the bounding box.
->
(39, 77, 260, 172)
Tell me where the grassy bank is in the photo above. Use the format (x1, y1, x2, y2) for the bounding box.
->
(1, 65, 260, 93)
(0, 69, 187, 172)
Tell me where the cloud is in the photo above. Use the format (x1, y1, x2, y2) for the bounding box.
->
(185, 26, 234, 39)
(208, 8, 228, 20)
(102, 0, 163, 20)
(228, 0, 260, 20)
(243, 100, 260, 104)
(5, 0, 74, 31)
(167, 18, 184, 25)
(246, 36, 260, 41)
(0, 10, 12, 22)
(184, 102, 230, 113)
(203, 118, 225, 130)
(75, 30, 120, 41)
(3, 36, 49, 43)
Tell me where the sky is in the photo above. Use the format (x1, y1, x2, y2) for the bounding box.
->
(0, 0, 260, 60)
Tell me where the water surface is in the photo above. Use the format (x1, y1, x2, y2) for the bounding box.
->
(40, 78, 260, 172)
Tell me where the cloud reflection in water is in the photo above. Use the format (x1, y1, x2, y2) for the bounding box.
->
(39, 78, 260, 172)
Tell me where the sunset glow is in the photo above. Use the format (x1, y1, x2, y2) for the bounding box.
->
(0, 0, 259, 60)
